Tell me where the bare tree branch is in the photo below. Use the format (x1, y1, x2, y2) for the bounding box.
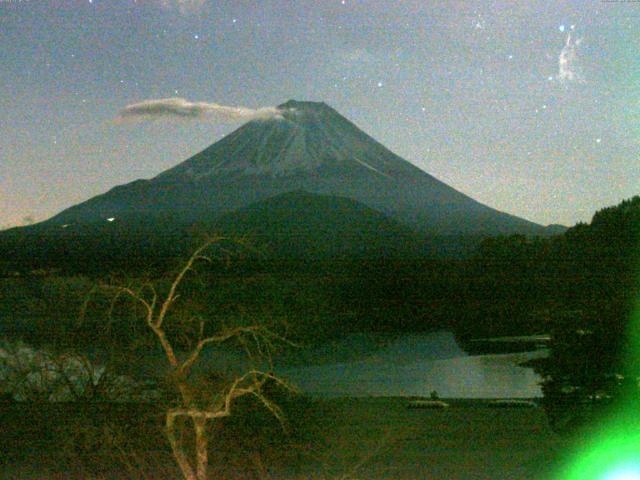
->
(156, 236, 225, 329)
(180, 325, 261, 374)
(92, 236, 294, 480)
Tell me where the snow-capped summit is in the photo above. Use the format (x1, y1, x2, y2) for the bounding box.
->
(157, 99, 404, 179)
(44, 100, 544, 236)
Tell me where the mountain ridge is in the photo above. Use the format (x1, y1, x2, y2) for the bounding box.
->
(41, 99, 547, 237)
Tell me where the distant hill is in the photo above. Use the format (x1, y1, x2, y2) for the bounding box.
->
(453, 195, 640, 343)
(213, 191, 426, 260)
(0, 191, 428, 273)
(542, 224, 568, 235)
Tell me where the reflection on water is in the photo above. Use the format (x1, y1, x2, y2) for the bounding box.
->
(8, 330, 544, 400)
(278, 331, 546, 398)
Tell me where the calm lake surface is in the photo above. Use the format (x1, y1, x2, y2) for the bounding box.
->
(144, 330, 546, 399)
(278, 331, 546, 399)
(1, 330, 545, 400)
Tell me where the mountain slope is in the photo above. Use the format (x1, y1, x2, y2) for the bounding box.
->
(43, 100, 545, 236)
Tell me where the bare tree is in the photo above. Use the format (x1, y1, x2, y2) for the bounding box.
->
(100, 236, 292, 480)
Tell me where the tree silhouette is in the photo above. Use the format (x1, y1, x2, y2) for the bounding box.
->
(98, 236, 293, 480)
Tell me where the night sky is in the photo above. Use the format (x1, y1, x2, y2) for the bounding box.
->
(1, 0, 638, 229)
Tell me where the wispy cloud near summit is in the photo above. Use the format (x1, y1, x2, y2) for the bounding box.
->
(115, 98, 283, 124)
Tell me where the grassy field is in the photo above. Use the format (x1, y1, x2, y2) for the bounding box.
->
(1, 397, 568, 479)
(296, 397, 567, 480)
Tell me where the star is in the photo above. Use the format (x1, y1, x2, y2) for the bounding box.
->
(377, 81, 383, 87)
(559, 25, 565, 32)
(596, 138, 602, 144)
(194, 34, 199, 40)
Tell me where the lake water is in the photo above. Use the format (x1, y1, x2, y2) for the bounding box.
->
(0, 330, 546, 400)
(278, 331, 546, 398)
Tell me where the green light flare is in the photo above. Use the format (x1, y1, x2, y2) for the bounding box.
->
(560, 278, 640, 479)
(559, 414, 640, 480)
(603, 463, 640, 480)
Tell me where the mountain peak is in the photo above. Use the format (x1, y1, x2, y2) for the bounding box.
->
(158, 98, 396, 179)
(278, 99, 330, 111)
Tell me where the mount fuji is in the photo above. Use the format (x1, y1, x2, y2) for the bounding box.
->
(42, 100, 544, 237)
